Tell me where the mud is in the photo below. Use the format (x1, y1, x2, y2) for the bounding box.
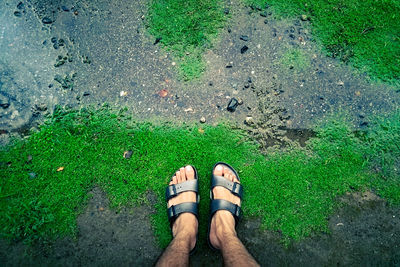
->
(1, 0, 400, 265)
(1, 190, 399, 266)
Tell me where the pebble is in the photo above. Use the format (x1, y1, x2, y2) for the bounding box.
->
(17, 2, 24, 9)
(264, 19, 268, 24)
(51, 37, 57, 43)
(226, 63, 233, 68)
(200, 117, 206, 123)
(237, 98, 243, 105)
(244, 116, 254, 125)
(28, 172, 37, 179)
(227, 98, 239, 112)
(61, 6, 70, 12)
(14, 11, 22, 17)
(209, 81, 213, 86)
(224, 8, 230, 14)
(240, 35, 249, 41)
(83, 91, 91, 96)
(42, 17, 53, 24)
(301, 14, 308, 21)
(123, 150, 133, 159)
(244, 83, 250, 88)
(240, 46, 249, 54)
(260, 11, 267, 17)
(120, 91, 128, 97)
(172, 62, 176, 66)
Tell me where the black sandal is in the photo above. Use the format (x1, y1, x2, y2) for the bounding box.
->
(208, 162, 244, 251)
(165, 165, 199, 254)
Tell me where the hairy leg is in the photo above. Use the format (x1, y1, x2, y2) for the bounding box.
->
(156, 166, 198, 267)
(209, 165, 259, 267)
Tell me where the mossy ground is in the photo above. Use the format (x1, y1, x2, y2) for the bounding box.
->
(1, 107, 399, 247)
(245, 0, 400, 84)
(147, 0, 227, 80)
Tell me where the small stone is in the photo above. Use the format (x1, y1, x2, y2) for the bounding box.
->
(42, 17, 53, 24)
(244, 83, 250, 89)
(200, 117, 206, 123)
(120, 91, 128, 97)
(301, 14, 308, 21)
(14, 11, 22, 17)
(224, 8, 230, 14)
(83, 91, 90, 96)
(61, 6, 69, 12)
(53, 43, 59, 49)
(240, 35, 249, 41)
(51, 37, 57, 43)
(74, 10, 78, 15)
(28, 172, 37, 179)
(99, 207, 105, 211)
(244, 116, 254, 125)
(289, 34, 295, 39)
(27, 155, 33, 163)
(260, 11, 267, 17)
(17, 2, 24, 9)
(172, 62, 176, 66)
(123, 150, 133, 159)
(227, 98, 239, 112)
(240, 46, 249, 54)
(272, 74, 278, 79)
(158, 89, 168, 98)
(209, 81, 213, 86)
(227, 28, 231, 33)
(264, 19, 268, 24)
(237, 98, 243, 105)
(226, 63, 233, 68)
(154, 37, 162, 45)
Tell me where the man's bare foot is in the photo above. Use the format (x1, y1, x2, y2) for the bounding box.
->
(209, 164, 241, 249)
(168, 165, 198, 251)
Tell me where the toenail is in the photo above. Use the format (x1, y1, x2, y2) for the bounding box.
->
(185, 165, 192, 171)
(216, 165, 223, 171)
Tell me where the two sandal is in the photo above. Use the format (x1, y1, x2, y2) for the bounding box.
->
(165, 162, 243, 252)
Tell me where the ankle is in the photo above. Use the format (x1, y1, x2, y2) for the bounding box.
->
(213, 211, 237, 240)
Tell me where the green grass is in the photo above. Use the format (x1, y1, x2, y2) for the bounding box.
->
(245, 0, 400, 84)
(1, 107, 399, 247)
(147, 0, 227, 80)
(280, 47, 310, 72)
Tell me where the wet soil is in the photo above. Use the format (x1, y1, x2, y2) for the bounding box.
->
(1, 0, 400, 265)
(1, 189, 399, 266)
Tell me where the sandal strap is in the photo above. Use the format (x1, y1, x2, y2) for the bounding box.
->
(211, 175, 243, 199)
(167, 202, 198, 224)
(210, 199, 241, 221)
(166, 179, 198, 200)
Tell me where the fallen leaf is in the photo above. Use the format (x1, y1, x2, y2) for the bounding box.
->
(355, 91, 361, 96)
(198, 128, 205, 134)
(99, 207, 104, 211)
(158, 89, 168, 98)
(57, 167, 64, 172)
(123, 150, 133, 159)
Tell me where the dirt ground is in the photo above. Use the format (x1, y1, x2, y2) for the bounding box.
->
(1, 0, 400, 265)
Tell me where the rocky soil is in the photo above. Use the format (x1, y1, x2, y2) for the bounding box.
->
(1, 0, 399, 265)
